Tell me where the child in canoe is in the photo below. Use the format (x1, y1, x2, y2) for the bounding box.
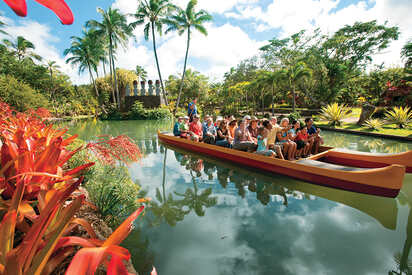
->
(295, 126, 311, 157)
(255, 127, 276, 157)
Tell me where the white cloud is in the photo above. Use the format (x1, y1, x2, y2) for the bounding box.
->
(228, 0, 412, 67)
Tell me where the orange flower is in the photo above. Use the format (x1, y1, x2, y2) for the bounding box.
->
(4, 0, 74, 25)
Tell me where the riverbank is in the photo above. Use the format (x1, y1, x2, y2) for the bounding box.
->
(316, 121, 412, 142)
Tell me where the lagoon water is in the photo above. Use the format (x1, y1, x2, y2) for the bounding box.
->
(66, 119, 412, 275)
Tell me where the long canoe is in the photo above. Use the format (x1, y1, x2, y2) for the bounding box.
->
(310, 147, 412, 173)
(158, 132, 405, 198)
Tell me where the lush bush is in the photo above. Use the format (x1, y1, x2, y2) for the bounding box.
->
(85, 163, 143, 227)
(319, 103, 351, 126)
(363, 118, 384, 130)
(130, 101, 172, 120)
(385, 106, 412, 128)
(0, 74, 50, 111)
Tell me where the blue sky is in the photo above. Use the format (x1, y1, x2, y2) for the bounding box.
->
(0, 0, 410, 84)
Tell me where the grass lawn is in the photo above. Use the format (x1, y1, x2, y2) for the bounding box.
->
(316, 121, 412, 138)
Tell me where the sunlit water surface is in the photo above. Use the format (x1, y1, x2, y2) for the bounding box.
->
(65, 119, 412, 275)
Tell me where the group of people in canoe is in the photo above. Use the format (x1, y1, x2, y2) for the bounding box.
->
(173, 100, 323, 160)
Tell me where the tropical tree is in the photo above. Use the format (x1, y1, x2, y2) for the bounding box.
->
(164, 0, 212, 115)
(45, 60, 61, 100)
(136, 65, 148, 82)
(401, 40, 412, 69)
(283, 61, 312, 112)
(0, 19, 8, 35)
(87, 7, 133, 108)
(174, 171, 217, 217)
(130, 0, 177, 106)
(45, 60, 61, 81)
(3, 36, 42, 61)
(64, 29, 103, 97)
(256, 69, 284, 115)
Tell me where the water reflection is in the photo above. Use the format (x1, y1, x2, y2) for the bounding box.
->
(63, 120, 412, 275)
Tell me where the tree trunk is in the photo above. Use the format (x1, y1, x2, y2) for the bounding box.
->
(110, 36, 120, 109)
(292, 82, 296, 113)
(108, 47, 116, 105)
(174, 28, 191, 116)
(87, 61, 99, 97)
(102, 59, 107, 76)
(271, 83, 275, 116)
(152, 22, 168, 106)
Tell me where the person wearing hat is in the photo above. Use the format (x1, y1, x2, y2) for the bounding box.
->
(189, 114, 203, 142)
(243, 115, 251, 126)
(179, 116, 190, 139)
(173, 117, 183, 136)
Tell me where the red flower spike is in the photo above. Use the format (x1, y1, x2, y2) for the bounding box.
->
(34, 0, 74, 25)
(4, 0, 74, 25)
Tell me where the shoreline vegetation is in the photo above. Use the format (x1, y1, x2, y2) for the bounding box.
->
(0, 102, 150, 274)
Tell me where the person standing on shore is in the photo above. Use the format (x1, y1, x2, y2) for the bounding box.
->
(188, 98, 198, 122)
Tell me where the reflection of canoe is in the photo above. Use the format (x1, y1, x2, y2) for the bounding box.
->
(312, 147, 412, 173)
(158, 132, 405, 198)
(165, 143, 398, 230)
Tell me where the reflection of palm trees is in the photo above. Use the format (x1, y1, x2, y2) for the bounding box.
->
(362, 139, 384, 152)
(390, 188, 412, 274)
(150, 149, 187, 226)
(174, 171, 217, 217)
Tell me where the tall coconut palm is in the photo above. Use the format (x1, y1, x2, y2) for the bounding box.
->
(284, 61, 312, 112)
(64, 29, 103, 97)
(3, 36, 42, 61)
(163, 0, 212, 115)
(130, 0, 177, 106)
(45, 60, 61, 100)
(87, 8, 133, 108)
(136, 65, 148, 82)
(0, 19, 7, 35)
(256, 69, 284, 116)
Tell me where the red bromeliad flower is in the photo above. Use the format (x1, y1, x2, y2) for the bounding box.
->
(3, 0, 74, 25)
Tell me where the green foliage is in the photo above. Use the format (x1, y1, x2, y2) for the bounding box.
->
(166, 69, 209, 107)
(0, 74, 49, 111)
(385, 106, 412, 129)
(319, 103, 351, 126)
(85, 163, 141, 227)
(130, 101, 172, 120)
(288, 111, 301, 122)
(363, 118, 384, 131)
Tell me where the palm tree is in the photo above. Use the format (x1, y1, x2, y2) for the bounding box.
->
(257, 69, 284, 115)
(45, 60, 61, 100)
(87, 8, 133, 108)
(3, 36, 42, 61)
(64, 29, 103, 97)
(46, 60, 61, 81)
(174, 171, 217, 217)
(130, 0, 177, 106)
(150, 149, 188, 226)
(136, 65, 148, 82)
(0, 19, 7, 35)
(163, 0, 212, 115)
(284, 61, 312, 112)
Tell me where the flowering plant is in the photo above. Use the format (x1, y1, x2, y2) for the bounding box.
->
(3, 0, 74, 25)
